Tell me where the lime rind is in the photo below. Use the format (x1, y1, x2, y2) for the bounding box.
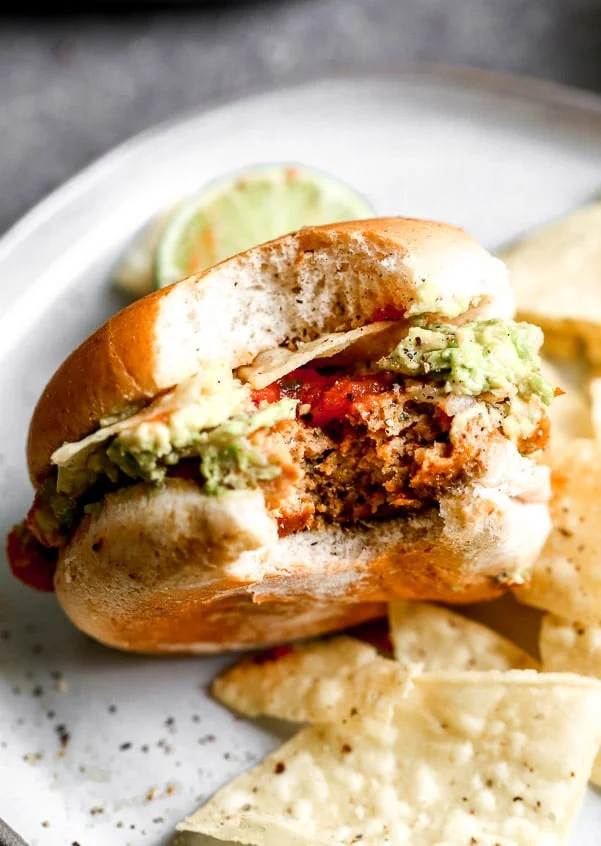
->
(155, 164, 374, 288)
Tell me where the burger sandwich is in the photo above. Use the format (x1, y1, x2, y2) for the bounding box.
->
(7, 218, 554, 652)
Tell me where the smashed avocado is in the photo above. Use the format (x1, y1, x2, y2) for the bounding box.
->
(108, 399, 297, 491)
(378, 319, 554, 406)
(39, 398, 297, 540)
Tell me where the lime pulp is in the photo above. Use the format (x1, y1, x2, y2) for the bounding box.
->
(154, 164, 374, 288)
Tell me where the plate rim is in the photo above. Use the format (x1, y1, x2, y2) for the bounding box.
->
(2, 62, 601, 846)
(2, 60, 601, 269)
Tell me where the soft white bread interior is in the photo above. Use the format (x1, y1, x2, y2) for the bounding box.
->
(28, 218, 513, 486)
(54, 436, 550, 653)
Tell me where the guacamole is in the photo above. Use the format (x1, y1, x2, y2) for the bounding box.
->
(378, 319, 554, 406)
(108, 399, 298, 491)
(36, 397, 298, 542)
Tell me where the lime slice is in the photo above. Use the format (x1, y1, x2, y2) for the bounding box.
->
(155, 164, 374, 288)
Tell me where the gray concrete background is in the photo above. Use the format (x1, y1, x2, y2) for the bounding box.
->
(1, 0, 601, 235)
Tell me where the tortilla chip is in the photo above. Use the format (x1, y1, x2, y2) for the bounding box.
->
(389, 600, 538, 671)
(514, 439, 601, 625)
(540, 614, 601, 676)
(540, 613, 601, 788)
(182, 672, 601, 844)
(238, 322, 399, 390)
(502, 202, 601, 364)
(541, 357, 593, 442)
(212, 637, 416, 727)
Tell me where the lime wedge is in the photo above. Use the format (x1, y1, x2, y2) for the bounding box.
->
(154, 164, 374, 288)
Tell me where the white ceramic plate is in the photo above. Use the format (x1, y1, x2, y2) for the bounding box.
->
(1, 67, 601, 846)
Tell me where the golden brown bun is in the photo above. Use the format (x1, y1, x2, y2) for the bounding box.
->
(32, 217, 533, 652)
(28, 218, 512, 486)
(54, 435, 550, 653)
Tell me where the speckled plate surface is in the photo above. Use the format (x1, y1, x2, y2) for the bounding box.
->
(1, 66, 601, 846)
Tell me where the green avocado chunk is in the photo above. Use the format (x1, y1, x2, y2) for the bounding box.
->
(378, 319, 554, 406)
(35, 398, 297, 542)
(107, 398, 298, 492)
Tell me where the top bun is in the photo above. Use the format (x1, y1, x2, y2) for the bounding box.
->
(27, 218, 513, 486)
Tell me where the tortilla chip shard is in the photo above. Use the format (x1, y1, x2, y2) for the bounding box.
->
(388, 600, 538, 671)
(182, 671, 601, 845)
(502, 202, 601, 365)
(540, 612, 601, 788)
(514, 439, 601, 625)
(211, 637, 412, 727)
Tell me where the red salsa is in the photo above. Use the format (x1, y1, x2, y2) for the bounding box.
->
(6, 523, 57, 592)
(252, 367, 394, 427)
(370, 305, 405, 322)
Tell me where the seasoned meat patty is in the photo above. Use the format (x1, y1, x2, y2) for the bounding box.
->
(253, 387, 494, 537)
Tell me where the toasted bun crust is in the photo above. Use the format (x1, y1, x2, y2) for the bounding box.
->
(55, 436, 550, 653)
(28, 218, 512, 486)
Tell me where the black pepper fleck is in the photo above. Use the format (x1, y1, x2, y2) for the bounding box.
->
(120, 742, 132, 751)
(274, 762, 285, 774)
(55, 724, 70, 749)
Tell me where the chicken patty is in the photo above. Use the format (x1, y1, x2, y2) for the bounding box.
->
(253, 387, 514, 537)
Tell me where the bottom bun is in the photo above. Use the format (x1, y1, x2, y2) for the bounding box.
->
(62, 590, 386, 654)
(55, 455, 551, 653)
